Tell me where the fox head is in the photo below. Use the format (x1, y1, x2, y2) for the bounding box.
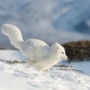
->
(51, 42, 68, 60)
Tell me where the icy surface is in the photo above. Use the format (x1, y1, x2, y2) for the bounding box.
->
(0, 50, 90, 90)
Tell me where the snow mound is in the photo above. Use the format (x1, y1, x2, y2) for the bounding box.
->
(0, 50, 90, 90)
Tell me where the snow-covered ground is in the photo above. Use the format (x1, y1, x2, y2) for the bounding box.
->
(0, 50, 90, 90)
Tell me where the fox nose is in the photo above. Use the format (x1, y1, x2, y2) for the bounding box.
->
(65, 55, 68, 60)
(66, 57, 68, 60)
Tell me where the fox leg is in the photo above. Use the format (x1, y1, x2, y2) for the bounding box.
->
(26, 59, 37, 68)
(43, 69, 49, 72)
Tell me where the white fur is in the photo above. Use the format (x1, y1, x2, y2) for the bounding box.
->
(1, 24, 68, 71)
(1, 24, 23, 49)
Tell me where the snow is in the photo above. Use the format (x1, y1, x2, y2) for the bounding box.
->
(0, 50, 90, 90)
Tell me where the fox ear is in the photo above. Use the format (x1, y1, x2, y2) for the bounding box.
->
(51, 42, 59, 49)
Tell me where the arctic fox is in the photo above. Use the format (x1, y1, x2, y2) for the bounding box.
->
(1, 24, 68, 71)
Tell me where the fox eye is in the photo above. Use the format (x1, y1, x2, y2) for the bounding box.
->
(57, 47, 59, 49)
(61, 52, 64, 54)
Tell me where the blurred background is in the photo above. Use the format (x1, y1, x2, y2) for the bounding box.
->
(0, 0, 90, 48)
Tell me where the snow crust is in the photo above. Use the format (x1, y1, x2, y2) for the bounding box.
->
(0, 50, 90, 90)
